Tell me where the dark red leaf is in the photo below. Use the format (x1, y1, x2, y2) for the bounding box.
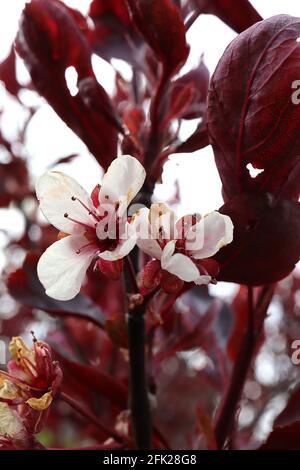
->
(175, 120, 209, 153)
(171, 59, 210, 120)
(0, 156, 30, 207)
(49, 153, 79, 166)
(126, 0, 189, 77)
(89, 0, 140, 62)
(0, 47, 22, 97)
(55, 352, 128, 410)
(216, 193, 300, 285)
(208, 15, 300, 201)
(227, 285, 273, 360)
(274, 385, 300, 427)
(85, 265, 124, 317)
(105, 313, 128, 349)
(16, 0, 118, 170)
(260, 421, 300, 450)
(7, 252, 105, 327)
(161, 82, 196, 128)
(194, 0, 262, 34)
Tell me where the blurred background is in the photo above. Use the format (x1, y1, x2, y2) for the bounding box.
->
(0, 0, 300, 448)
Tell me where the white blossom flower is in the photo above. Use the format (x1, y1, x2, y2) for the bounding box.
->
(36, 155, 146, 300)
(134, 203, 233, 287)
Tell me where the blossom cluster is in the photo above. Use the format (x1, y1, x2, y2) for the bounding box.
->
(36, 155, 233, 301)
(0, 336, 62, 449)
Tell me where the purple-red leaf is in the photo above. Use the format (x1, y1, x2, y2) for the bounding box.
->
(208, 15, 300, 201)
(55, 352, 127, 409)
(16, 0, 118, 169)
(194, 0, 262, 33)
(260, 421, 300, 450)
(171, 59, 210, 120)
(175, 120, 209, 153)
(0, 47, 22, 97)
(0, 156, 30, 207)
(126, 0, 189, 77)
(89, 0, 140, 62)
(274, 385, 300, 427)
(215, 193, 300, 285)
(7, 253, 105, 327)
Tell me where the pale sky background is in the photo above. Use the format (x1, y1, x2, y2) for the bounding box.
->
(0, 0, 299, 294)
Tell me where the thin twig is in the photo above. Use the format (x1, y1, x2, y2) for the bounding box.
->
(125, 255, 140, 294)
(214, 285, 273, 449)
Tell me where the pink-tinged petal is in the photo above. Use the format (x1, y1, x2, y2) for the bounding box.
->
(187, 212, 233, 259)
(99, 155, 146, 208)
(137, 238, 163, 260)
(98, 237, 136, 261)
(98, 222, 137, 261)
(161, 241, 200, 282)
(133, 207, 163, 260)
(36, 171, 95, 234)
(37, 235, 97, 301)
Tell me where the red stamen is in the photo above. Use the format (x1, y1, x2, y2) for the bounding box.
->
(75, 241, 95, 254)
(71, 196, 100, 221)
(0, 370, 45, 392)
(64, 213, 93, 230)
(19, 355, 38, 379)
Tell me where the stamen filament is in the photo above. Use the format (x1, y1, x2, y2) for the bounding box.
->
(19, 356, 38, 379)
(71, 196, 100, 222)
(0, 370, 44, 392)
(75, 241, 95, 254)
(64, 213, 93, 230)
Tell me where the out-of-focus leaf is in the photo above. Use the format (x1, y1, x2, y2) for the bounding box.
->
(49, 153, 79, 167)
(175, 120, 209, 153)
(105, 313, 128, 349)
(0, 156, 30, 207)
(126, 0, 189, 77)
(227, 285, 274, 361)
(0, 47, 22, 97)
(274, 385, 300, 427)
(7, 252, 105, 327)
(16, 0, 118, 170)
(208, 15, 300, 201)
(193, 0, 262, 33)
(260, 421, 300, 450)
(55, 351, 128, 409)
(161, 83, 196, 128)
(171, 59, 210, 120)
(89, 0, 141, 62)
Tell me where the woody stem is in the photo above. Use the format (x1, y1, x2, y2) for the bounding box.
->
(125, 252, 152, 449)
(127, 300, 152, 449)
